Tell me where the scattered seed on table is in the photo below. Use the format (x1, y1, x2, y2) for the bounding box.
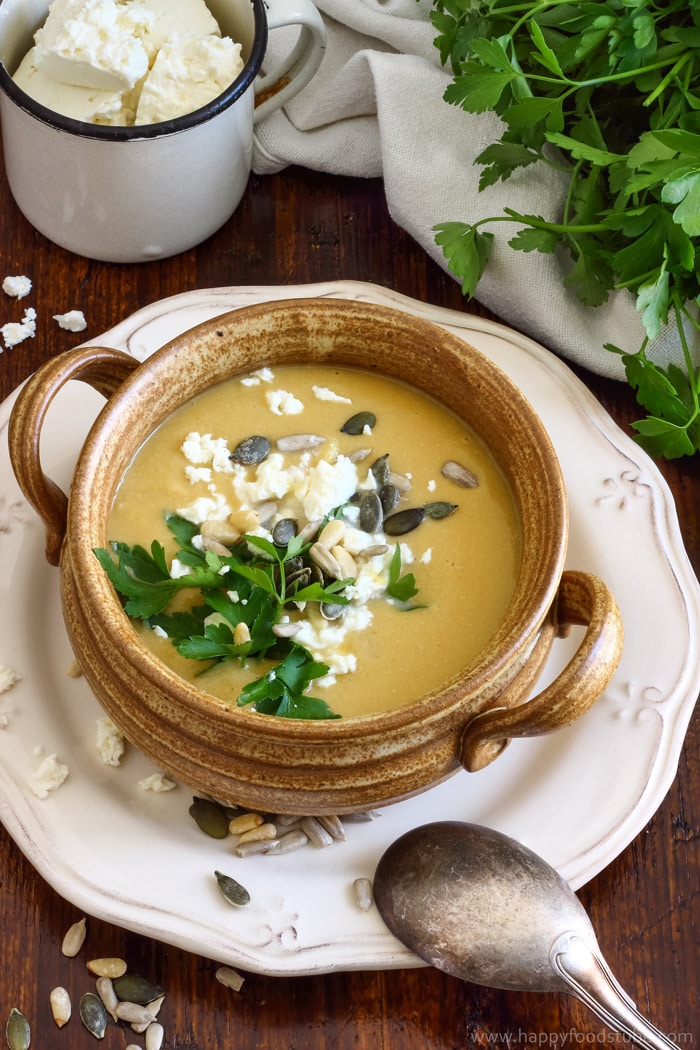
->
(215, 966, 246, 992)
(145, 1022, 165, 1050)
(353, 877, 374, 912)
(237, 821, 277, 844)
(190, 796, 230, 839)
(228, 811, 264, 835)
(87, 957, 127, 979)
(115, 1002, 157, 1026)
(235, 838, 279, 857)
(95, 977, 118, 1022)
(49, 987, 71, 1028)
(6, 1008, 30, 1050)
(112, 974, 165, 1007)
(300, 816, 334, 848)
(317, 814, 346, 841)
(79, 992, 108, 1040)
(61, 915, 87, 957)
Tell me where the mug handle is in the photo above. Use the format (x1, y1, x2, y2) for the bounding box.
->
(253, 0, 326, 122)
(460, 571, 624, 771)
(8, 346, 138, 567)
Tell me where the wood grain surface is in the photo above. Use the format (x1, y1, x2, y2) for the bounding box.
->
(0, 157, 698, 1049)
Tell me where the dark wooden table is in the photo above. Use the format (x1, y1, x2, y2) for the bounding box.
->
(1, 157, 698, 1048)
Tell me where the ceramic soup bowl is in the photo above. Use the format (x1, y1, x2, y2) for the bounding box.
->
(9, 298, 623, 815)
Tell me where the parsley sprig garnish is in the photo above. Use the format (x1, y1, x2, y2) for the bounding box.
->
(95, 514, 351, 719)
(429, 0, 700, 458)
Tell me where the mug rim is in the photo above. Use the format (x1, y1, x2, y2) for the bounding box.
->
(0, 0, 267, 140)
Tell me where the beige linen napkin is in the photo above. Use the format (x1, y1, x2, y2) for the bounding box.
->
(253, 0, 700, 381)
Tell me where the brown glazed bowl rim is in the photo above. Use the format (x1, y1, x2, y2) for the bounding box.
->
(67, 297, 568, 741)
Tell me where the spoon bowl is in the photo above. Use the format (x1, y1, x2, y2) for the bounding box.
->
(374, 822, 675, 1050)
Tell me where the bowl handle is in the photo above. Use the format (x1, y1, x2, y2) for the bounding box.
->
(460, 570, 623, 772)
(9, 346, 138, 567)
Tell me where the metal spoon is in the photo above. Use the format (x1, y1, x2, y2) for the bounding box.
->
(373, 821, 674, 1050)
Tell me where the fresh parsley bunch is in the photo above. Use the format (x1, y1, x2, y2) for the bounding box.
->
(429, 0, 700, 458)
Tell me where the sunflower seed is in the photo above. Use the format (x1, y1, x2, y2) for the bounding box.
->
(200, 536, 234, 557)
(357, 543, 389, 558)
(309, 542, 343, 580)
(230, 435, 271, 465)
(50, 987, 71, 1028)
(115, 1002, 157, 1026)
(189, 796, 230, 839)
(61, 916, 87, 957)
(79, 993, 108, 1040)
(341, 410, 376, 435)
(353, 877, 374, 911)
(441, 459, 478, 488)
(145, 1021, 165, 1050)
(235, 838, 278, 857)
(87, 958, 127, 979)
(300, 816, 333, 848)
(387, 470, 411, 494)
(298, 518, 322, 542)
(331, 544, 357, 580)
(317, 518, 345, 549)
(233, 622, 251, 645)
(228, 811, 263, 835)
(6, 1009, 30, 1050)
(200, 519, 241, 545)
(276, 433, 325, 453)
(317, 814, 346, 841)
(146, 996, 165, 1018)
(265, 829, 309, 854)
(424, 500, 459, 520)
(215, 870, 251, 908)
(215, 966, 246, 992)
(237, 822, 277, 844)
(383, 507, 425, 535)
(347, 447, 373, 463)
(95, 977, 119, 1022)
(112, 975, 165, 1007)
(272, 621, 302, 638)
(342, 809, 381, 822)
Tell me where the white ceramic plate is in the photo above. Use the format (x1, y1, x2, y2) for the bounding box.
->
(1, 282, 698, 976)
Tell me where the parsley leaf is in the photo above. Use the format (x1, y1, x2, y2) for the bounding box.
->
(386, 544, 422, 605)
(237, 645, 338, 719)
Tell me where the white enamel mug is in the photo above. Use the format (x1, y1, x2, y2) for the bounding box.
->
(0, 0, 325, 262)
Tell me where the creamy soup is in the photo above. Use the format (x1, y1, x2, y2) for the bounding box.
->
(106, 364, 521, 718)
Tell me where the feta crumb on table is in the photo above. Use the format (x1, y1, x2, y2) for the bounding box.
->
(2, 274, 32, 299)
(1, 307, 37, 350)
(54, 309, 87, 332)
(138, 772, 176, 792)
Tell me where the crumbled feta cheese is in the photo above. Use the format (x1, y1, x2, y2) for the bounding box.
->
(427, 479, 436, 492)
(299, 455, 359, 521)
(312, 385, 352, 404)
(181, 432, 233, 473)
(0, 714, 9, 729)
(139, 771, 176, 792)
(251, 366, 274, 382)
(2, 307, 37, 350)
(95, 716, 125, 766)
(33, 745, 46, 757)
(176, 493, 231, 524)
(419, 548, 433, 564)
(152, 624, 168, 638)
(0, 664, 20, 693)
(2, 275, 32, 299)
(54, 309, 87, 331)
(229, 453, 306, 505)
(185, 465, 212, 484)
(294, 605, 372, 674)
(29, 753, 69, 798)
(265, 389, 304, 416)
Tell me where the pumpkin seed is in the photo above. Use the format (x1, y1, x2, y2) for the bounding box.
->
(340, 411, 376, 435)
(50, 987, 72, 1028)
(320, 601, 345, 620)
(370, 453, 390, 486)
(112, 974, 165, 1007)
(230, 435, 270, 465)
(214, 870, 251, 908)
(424, 500, 459, 520)
(79, 993, 108, 1040)
(378, 483, 400, 515)
(61, 915, 87, 957)
(272, 517, 298, 546)
(189, 796, 229, 839)
(383, 507, 425, 535)
(275, 433, 325, 453)
(441, 459, 478, 488)
(6, 1008, 30, 1050)
(359, 491, 383, 533)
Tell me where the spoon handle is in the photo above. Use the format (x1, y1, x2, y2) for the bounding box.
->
(551, 934, 676, 1050)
